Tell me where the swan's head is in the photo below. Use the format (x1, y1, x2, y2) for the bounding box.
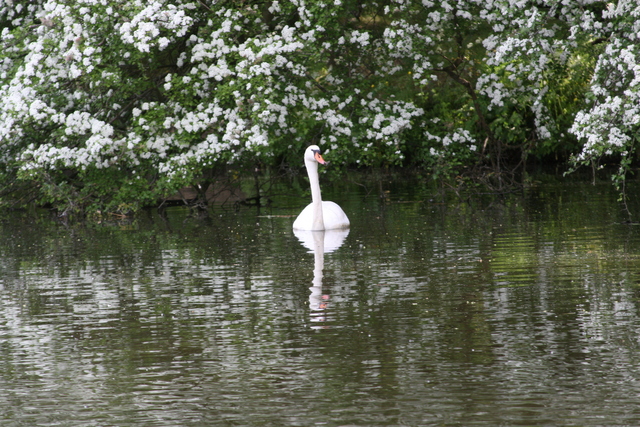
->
(305, 145, 327, 165)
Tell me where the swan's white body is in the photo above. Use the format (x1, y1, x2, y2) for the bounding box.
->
(293, 145, 350, 231)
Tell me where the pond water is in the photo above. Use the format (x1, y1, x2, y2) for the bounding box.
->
(2, 175, 640, 426)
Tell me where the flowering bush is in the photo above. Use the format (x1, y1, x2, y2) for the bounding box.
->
(0, 0, 636, 213)
(567, 2, 640, 198)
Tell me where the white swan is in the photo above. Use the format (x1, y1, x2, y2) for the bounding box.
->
(293, 145, 350, 231)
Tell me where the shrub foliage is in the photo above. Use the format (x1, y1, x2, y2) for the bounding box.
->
(0, 1, 637, 212)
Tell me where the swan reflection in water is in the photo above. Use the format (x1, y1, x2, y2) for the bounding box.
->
(294, 228, 349, 328)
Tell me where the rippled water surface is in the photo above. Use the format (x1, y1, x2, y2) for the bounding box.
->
(3, 176, 640, 426)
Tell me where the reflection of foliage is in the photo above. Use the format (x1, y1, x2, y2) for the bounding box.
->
(2, 178, 640, 424)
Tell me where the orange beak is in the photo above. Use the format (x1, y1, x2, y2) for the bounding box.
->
(314, 151, 327, 165)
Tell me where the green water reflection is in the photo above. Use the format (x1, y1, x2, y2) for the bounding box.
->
(2, 176, 640, 426)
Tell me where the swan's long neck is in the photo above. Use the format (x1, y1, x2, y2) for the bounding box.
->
(306, 158, 325, 230)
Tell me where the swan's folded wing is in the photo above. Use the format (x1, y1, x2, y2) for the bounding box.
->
(322, 201, 350, 230)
